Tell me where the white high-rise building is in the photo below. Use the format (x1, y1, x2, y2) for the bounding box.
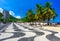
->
(2, 10, 10, 18)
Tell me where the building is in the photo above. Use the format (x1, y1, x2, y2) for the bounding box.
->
(2, 10, 10, 18)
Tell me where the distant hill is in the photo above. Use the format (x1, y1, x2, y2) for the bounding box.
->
(0, 8, 20, 22)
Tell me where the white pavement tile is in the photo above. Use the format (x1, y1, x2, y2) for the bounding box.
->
(4, 38, 20, 41)
(34, 28, 52, 41)
(4, 32, 36, 41)
(14, 23, 30, 31)
(0, 33, 14, 39)
(22, 32, 36, 38)
(55, 32, 60, 38)
(5, 23, 16, 32)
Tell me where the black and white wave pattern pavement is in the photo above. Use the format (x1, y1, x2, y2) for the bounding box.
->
(0, 23, 60, 41)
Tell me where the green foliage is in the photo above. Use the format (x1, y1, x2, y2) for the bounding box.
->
(0, 2, 57, 23)
(35, 4, 43, 22)
(0, 13, 3, 18)
(0, 15, 19, 22)
(42, 2, 57, 25)
(0, 13, 3, 22)
(26, 9, 35, 22)
(21, 17, 28, 22)
(23, 2, 57, 23)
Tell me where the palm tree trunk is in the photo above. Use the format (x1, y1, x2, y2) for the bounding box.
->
(47, 19, 50, 25)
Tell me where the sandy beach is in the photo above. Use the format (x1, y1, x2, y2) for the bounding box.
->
(42, 25, 60, 32)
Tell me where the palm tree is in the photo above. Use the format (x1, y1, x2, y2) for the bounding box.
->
(51, 9, 57, 21)
(35, 4, 43, 22)
(26, 9, 35, 22)
(43, 2, 57, 25)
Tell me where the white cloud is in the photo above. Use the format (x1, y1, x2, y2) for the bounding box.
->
(0, 8, 3, 13)
(9, 11, 15, 16)
(9, 11, 21, 19)
(15, 16, 21, 19)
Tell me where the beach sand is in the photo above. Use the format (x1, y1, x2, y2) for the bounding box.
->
(42, 25, 60, 32)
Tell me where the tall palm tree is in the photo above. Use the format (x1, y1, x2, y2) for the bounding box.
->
(43, 2, 57, 25)
(26, 9, 35, 22)
(51, 9, 57, 21)
(35, 4, 43, 22)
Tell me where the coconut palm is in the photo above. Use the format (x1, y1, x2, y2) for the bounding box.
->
(35, 4, 43, 22)
(26, 9, 35, 22)
(43, 2, 57, 25)
(51, 9, 57, 21)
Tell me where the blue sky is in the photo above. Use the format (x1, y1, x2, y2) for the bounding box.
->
(0, 0, 60, 22)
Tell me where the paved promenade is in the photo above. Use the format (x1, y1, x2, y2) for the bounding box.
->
(0, 23, 60, 41)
